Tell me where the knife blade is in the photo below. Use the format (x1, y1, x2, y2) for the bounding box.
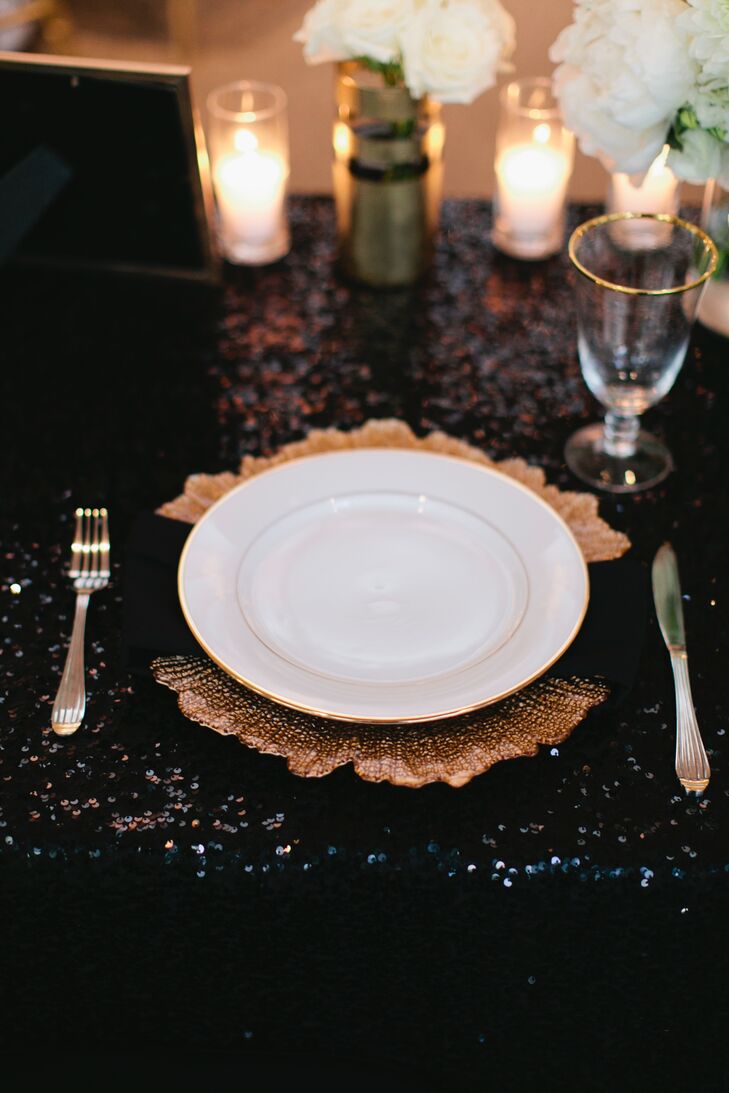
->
(652, 542, 686, 651)
(652, 543, 710, 794)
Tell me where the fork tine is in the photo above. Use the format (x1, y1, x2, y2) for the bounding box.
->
(90, 508, 101, 578)
(70, 507, 84, 577)
(100, 507, 110, 576)
(80, 508, 92, 577)
(68, 506, 110, 586)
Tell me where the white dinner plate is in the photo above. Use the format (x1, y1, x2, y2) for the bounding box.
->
(178, 449, 588, 723)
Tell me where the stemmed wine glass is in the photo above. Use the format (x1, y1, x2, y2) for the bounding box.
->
(565, 213, 717, 493)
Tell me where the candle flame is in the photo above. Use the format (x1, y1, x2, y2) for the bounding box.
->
(234, 128, 258, 154)
(533, 123, 551, 145)
(333, 121, 351, 160)
(648, 144, 671, 177)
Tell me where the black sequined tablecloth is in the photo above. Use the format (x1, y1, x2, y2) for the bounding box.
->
(1, 198, 728, 1089)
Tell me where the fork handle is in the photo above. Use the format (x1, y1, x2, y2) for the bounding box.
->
(52, 592, 90, 736)
(670, 650, 710, 793)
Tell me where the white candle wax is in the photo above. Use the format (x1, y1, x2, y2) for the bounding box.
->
(214, 143, 287, 261)
(609, 154, 678, 217)
(607, 150, 679, 251)
(495, 143, 570, 258)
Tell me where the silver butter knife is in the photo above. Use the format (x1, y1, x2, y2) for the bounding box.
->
(652, 543, 710, 794)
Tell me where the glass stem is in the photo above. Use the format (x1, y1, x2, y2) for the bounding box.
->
(603, 411, 640, 458)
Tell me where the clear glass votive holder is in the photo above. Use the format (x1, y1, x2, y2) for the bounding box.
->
(492, 77, 574, 260)
(207, 80, 290, 265)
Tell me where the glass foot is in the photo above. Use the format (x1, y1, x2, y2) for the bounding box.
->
(565, 423, 674, 494)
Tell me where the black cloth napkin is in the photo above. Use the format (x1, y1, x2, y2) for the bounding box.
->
(122, 512, 647, 706)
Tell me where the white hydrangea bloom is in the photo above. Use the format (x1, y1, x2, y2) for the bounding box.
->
(668, 125, 725, 180)
(691, 81, 729, 131)
(679, 0, 729, 85)
(550, 0, 696, 174)
(678, 0, 729, 146)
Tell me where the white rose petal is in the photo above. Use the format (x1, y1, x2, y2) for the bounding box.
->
(338, 0, 416, 64)
(295, 0, 416, 66)
(401, 0, 515, 104)
(294, 0, 349, 64)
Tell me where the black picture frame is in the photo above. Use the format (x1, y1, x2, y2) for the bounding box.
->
(0, 50, 220, 282)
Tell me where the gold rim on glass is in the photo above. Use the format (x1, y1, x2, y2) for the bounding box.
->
(568, 212, 718, 296)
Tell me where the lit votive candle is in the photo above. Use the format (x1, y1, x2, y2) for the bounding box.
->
(608, 146, 679, 217)
(214, 132, 287, 260)
(207, 81, 290, 265)
(492, 79, 575, 261)
(606, 146, 680, 250)
(495, 141, 571, 258)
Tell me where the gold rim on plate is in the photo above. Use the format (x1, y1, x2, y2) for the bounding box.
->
(176, 449, 590, 724)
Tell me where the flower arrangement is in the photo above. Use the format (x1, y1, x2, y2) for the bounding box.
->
(550, 0, 729, 186)
(294, 0, 516, 104)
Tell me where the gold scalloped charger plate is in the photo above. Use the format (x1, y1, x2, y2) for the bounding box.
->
(178, 449, 589, 724)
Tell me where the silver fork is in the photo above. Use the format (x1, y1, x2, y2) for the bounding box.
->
(51, 507, 110, 737)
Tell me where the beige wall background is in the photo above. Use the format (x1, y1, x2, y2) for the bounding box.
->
(61, 0, 610, 200)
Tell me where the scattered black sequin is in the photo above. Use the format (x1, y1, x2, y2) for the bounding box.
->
(1, 198, 727, 886)
(2, 198, 729, 1088)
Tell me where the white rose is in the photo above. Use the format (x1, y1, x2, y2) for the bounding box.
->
(294, 0, 415, 65)
(550, 0, 696, 174)
(668, 126, 724, 182)
(294, 0, 349, 64)
(338, 0, 415, 64)
(401, 0, 515, 104)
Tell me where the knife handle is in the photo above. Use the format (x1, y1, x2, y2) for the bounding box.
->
(670, 651, 710, 793)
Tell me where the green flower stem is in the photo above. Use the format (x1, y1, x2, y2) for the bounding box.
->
(353, 55, 405, 89)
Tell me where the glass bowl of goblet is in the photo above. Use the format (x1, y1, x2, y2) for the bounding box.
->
(565, 212, 717, 493)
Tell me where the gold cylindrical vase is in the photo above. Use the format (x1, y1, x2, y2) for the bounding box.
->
(333, 63, 444, 288)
